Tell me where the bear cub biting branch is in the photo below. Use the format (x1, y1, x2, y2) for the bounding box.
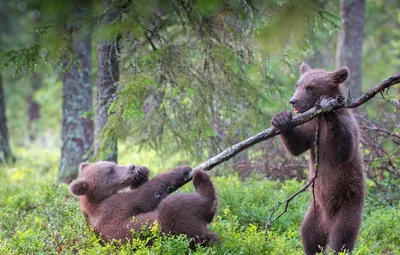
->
(271, 63, 365, 254)
(70, 161, 219, 248)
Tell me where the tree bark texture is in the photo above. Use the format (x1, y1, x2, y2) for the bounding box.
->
(59, 34, 93, 183)
(94, 40, 119, 162)
(94, 1, 121, 162)
(0, 74, 14, 164)
(336, 0, 365, 98)
(166, 72, 400, 193)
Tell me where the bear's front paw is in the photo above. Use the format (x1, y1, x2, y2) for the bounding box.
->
(316, 96, 331, 109)
(192, 170, 210, 185)
(173, 166, 192, 175)
(271, 111, 293, 131)
(335, 95, 345, 104)
(130, 166, 150, 189)
(136, 166, 150, 178)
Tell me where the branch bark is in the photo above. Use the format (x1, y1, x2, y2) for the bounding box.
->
(167, 72, 400, 193)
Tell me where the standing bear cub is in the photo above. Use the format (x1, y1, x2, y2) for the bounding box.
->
(70, 161, 219, 248)
(271, 63, 365, 254)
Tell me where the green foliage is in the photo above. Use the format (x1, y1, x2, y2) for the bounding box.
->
(101, 0, 341, 157)
(0, 0, 343, 160)
(0, 45, 40, 75)
(364, 145, 400, 208)
(214, 174, 309, 231)
(364, 0, 400, 83)
(1, 149, 399, 254)
(355, 208, 400, 254)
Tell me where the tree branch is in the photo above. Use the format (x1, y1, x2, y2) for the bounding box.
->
(167, 72, 400, 193)
(265, 175, 316, 229)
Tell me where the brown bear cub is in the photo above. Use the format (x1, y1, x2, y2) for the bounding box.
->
(70, 161, 219, 248)
(271, 63, 365, 254)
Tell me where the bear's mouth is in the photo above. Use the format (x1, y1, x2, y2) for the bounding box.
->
(293, 107, 302, 113)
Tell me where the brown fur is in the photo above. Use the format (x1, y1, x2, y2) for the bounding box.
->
(70, 161, 219, 248)
(271, 63, 365, 254)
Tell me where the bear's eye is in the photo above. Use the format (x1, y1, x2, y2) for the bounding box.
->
(306, 86, 313, 91)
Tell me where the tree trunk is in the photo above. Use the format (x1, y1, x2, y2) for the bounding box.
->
(59, 31, 93, 183)
(94, 39, 119, 162)
(336, 0, 365, 98)
(0, 74, 14, 164)
(27, 73, 41, 142)
(27, 20, 42, 143)
(94, 2, 120, 162)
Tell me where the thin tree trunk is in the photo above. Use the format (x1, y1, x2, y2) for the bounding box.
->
(0, 74, 14, 164)
(94, 39, 119, 162)
(94, 2, 120, 162)
(27, 73, 41, 142)
(27, 20, 42, 143)
(336, 0, 365, 98)
(59, 26, 93, 183)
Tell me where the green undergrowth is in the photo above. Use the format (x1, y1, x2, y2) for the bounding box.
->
(0, 149, 399, 254)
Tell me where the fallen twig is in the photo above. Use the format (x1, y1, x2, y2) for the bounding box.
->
(166, 72, 400, 194)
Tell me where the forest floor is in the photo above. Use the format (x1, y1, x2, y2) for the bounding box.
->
(0, 147, 399, 254)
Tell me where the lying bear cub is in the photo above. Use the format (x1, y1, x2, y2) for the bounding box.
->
(70, 161, 219, 248)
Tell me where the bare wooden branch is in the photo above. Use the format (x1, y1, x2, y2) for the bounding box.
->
(312, 115, 322, 211)
(167, 72, 400, 194)
(265, 175, 316, 229)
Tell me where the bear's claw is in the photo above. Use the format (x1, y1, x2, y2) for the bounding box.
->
(130, 166, 150, 189)
(271, 110, 293, 131)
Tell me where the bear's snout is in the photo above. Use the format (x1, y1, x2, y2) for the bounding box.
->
(289, 98, 297, 106)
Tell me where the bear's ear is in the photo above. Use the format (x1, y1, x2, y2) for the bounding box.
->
(331, 67, 349, 84)
(70, 179, 89, 196)
(79, 162, 90, 172)
(300, 62, 311, 75)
